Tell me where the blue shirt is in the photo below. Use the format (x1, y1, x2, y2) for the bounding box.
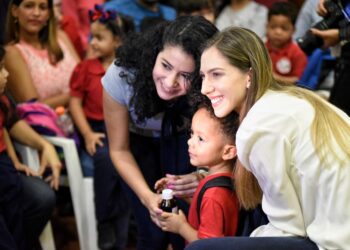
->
(102, 62, 163, 137)
(104, 0, 176, 31)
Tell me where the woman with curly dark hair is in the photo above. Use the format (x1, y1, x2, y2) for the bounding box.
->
(102, 16, 217, 249)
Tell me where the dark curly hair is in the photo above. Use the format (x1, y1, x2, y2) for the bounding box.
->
(115, 15, 218, 123)
(190, 91, 239, 144)
(0, 46, 5, 61)
(268, 1, 298, 25)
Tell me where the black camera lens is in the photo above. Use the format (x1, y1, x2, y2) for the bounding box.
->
(297, 0, 344, 55)
(297, 30, 324, 56)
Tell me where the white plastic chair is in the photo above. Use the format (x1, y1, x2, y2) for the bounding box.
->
(43, 136, 98, 250)
(14, 142, 56, 250)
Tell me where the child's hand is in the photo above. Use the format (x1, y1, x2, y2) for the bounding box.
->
(158, 210, 187, 234)
(154, 177, 171, 193)
(84, 132, 105, 155)
(14, 161, 39, 177)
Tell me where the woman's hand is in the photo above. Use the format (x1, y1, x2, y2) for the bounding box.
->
(154, 176, 172, 193)
(310, 28, 340, 48)
(317, 0, 327, 16)
(84, 131, 105, 155)
(13, 161, 39, 177)
(38, 142, 62, 190)
(165, 172, 204, 198)
(142, 191, 163, 227)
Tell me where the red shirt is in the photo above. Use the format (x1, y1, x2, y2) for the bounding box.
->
(60, 15, 85, 59)
(188, 172, 239, 239)
(266, 39, 308, 78)
(0, 95, 19, 153)
(70, 58, 105, 120)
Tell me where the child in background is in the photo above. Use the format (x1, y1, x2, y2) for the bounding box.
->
(53, 0, 86, 59)
(265, 1, 308, 84)
(155, 99, 240, 243)
(0, 46, 61, 249)
(69, 5, 131, 250)
(176, 0, 216, 24)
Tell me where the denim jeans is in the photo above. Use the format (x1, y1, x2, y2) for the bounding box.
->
(185, 236, 319, 250)
(0, 153, 55, 250)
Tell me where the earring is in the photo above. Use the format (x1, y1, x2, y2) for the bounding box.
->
(246, 80, 251, 88)
(14, 17, 18, 23)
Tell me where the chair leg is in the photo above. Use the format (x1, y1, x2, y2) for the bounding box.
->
(39, 222, 56, 250)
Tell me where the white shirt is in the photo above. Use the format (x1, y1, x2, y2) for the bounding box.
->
(237, 90, 350, 250)
(215, 2, 268, 39)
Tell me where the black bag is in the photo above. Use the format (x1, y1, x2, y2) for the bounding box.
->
(196, 176, 269, 236)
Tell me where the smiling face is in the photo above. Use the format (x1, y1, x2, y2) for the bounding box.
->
(12, 0, 50, 36)
(188, 107, 233, 167)
(152, 45, 195, 101)
(267, 15, 294, 49)
(200, 46, 250, 118)
(90, 21, 121, 60)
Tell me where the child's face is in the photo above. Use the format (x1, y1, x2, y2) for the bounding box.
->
(188, 108, 233, 167)
(90, 21, 121, 60)
(267, 15, 295, 49)
(0, 59, 9, 94)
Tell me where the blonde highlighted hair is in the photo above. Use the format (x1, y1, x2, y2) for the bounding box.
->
(203, 27, 350, 209)
(6, 0, 63, 64)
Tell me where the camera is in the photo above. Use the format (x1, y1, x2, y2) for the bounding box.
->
(297, 0, 348, 55)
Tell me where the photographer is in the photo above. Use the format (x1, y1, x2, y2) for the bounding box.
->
(312, 0, 350, 115)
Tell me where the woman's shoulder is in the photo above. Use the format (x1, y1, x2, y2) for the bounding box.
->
(4, 44, 26, 64)
(5, 43, 22, 56)
(242, 91, 314, 134)
(102, 62, 134, 105)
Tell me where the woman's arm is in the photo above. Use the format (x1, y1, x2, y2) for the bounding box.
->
(41, 93, 70, 108)
(103, 89, 162, 217)
(69, 96, 105, 155)
(5, 45, 70, 108)
(3, 128, 38, 176)
(9, 120, 62, 190)
(5, 45, 40, 102)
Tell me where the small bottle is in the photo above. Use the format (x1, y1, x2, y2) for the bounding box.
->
(55, 106, 74, 136)
(159, 189, 178, 213)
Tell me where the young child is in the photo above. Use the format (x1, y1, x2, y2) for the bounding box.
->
(155, 100, 240, 243)
(176, 0, 216, 24)
(265, 1, 308, 84)
(68, 5, 132, 250)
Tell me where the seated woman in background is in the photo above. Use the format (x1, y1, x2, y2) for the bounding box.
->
(0, 45, 61, 250)
(4, 0, 80, 108)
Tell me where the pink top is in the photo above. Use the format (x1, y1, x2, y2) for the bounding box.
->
(15, 40, 77, 100)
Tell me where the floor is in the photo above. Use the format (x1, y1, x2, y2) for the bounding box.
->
(51, 193, 137, 250)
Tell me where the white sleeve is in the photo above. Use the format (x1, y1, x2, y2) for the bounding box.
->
(237, 113, 306, 236)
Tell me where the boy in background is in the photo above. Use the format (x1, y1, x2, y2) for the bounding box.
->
(176, 0, 215, 24)
(266, 1, 308, 84)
